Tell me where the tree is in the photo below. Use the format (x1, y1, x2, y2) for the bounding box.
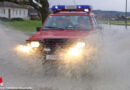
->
(0, 0, 49, 23)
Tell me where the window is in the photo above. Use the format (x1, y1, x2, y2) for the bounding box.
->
(16, 10, 18, 15)
(0, 8, 6, 14)
(13, 9, 15, 15)
(24, 10, 26, 15)
(19, 10, 21, 15)
(3, 9, 5, 14)
(43, 15, 92, 30)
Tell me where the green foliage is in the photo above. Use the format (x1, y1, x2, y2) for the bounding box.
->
(11, 18, 24, 21)
(0, 0, 49, 23)
(0, 17, 9, 21)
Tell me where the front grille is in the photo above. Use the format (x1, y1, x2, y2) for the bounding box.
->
(43, 39, 69, 48)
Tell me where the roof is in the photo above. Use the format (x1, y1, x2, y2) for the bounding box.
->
(0, 1, 27, 9)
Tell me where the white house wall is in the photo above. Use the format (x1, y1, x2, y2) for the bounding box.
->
(11, 8, 29, 19)
(0, 7, 8, 18)
(0, 7, 29, 20)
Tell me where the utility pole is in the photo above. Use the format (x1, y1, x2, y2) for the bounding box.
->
(125, 0, 127, 29)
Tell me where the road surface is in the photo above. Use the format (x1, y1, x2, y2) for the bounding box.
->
(0, 24, 130, 90)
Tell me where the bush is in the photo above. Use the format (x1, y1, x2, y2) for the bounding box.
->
(0, 17, 24, 21)
(0, 17, 9, 21)
(11, 18, 24, 21)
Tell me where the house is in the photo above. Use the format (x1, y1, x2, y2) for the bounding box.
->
(26, 5, 40, 20)
(0, 1, 29, 20)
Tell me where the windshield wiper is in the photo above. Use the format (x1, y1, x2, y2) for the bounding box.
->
(43, 26, 65, 30)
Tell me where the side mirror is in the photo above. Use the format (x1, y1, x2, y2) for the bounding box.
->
(36, 27, 41, 32)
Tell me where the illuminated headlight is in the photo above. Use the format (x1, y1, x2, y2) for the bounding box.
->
(30, 41, 40, 48)
(68, 47, 82, 56)
(76, 42, 85, 48)
(67, 42, 85, 57)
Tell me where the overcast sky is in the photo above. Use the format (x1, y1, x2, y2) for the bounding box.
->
(48, 0, 130, 12)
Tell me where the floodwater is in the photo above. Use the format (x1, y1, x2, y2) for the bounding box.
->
(0, 24, 130, 90)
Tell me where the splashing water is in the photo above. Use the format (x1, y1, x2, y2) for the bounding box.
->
(0, 24, 130, 90)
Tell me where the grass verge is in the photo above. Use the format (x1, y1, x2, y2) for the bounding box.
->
(102, 20, 130, 25)
(2, 20, 42, 32)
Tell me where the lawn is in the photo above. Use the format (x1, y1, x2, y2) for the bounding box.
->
(102, 20, 130, 25)
(2, 20, 42, 32)
(2, 20, 130, 32)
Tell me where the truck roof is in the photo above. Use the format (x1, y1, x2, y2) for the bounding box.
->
(50, 12, 95, 16)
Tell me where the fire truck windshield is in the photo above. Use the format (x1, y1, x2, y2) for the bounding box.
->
(42, 15, 92, 30)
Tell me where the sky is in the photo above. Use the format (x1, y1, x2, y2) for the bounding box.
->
(48, 0, 130, 12)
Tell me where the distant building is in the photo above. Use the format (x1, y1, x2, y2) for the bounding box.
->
(0, 1, 29, 20)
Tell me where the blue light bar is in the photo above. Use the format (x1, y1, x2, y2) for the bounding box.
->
(76, 5, 91, 9)
(52, 5, 65, 10)
(51, 5, 92, 13)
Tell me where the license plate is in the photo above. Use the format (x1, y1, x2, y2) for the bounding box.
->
(46, 55, 59, 60)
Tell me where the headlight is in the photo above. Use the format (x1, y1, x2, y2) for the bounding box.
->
(16, 45, 32, 53)
(76, 42, 85, 48)
(67, 42, 85, 57)
(30, 41, 40, 48)
(68, 47, 82, 56)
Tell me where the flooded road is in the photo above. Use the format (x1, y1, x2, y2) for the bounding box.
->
(0, 24, 130, 90)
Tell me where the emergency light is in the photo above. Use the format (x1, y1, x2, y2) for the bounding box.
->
(51, 5, 92, 13)
(0, 77, 4, 87)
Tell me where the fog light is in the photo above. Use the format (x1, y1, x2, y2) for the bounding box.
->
(30, 41, 40, 48)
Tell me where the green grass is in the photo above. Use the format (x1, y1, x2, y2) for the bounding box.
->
(102, 20, 130, 25)
(2, 20, 130, 32)
(2, 20, 42, 32)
